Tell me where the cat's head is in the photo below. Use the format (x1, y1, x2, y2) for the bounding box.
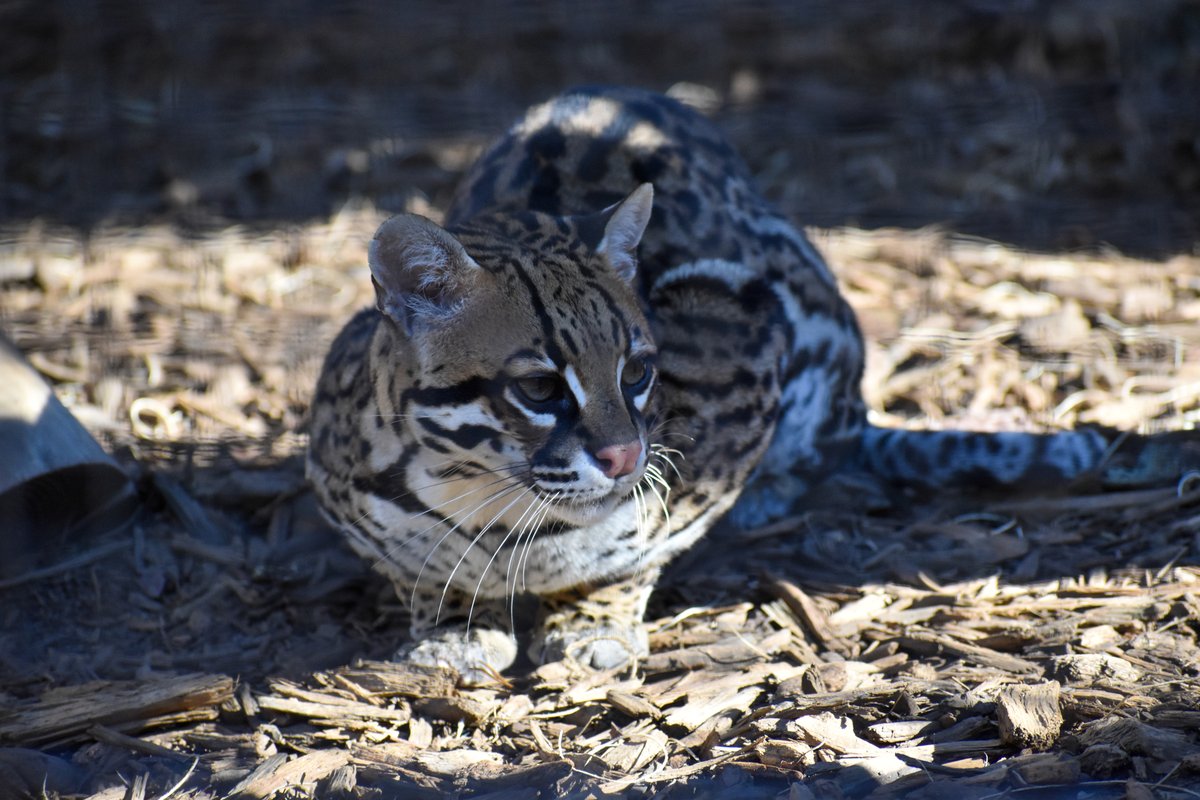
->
(369, 185, 657, 526)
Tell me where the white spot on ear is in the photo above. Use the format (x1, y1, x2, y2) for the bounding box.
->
(564, 365, 588, 409)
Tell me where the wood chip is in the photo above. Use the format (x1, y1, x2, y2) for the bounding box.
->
(227, 750, 351, 799)
(995, 681, 1062, 749)
(815, 660, 879, 692)
(0, 674, 234, 747)
(787, 712, 881, 756)
(924, 714, 993, 744)
(1075, 717, 1198, 762)
(1049, 653, 1142, 685)
(866, 719, 936, 745)
(769, 577, 855, 657)
(86, 724, 191, 761)
(598, 746, 747, 794)
(757, 738, 816, 769)
(333, 661, 459, 699)
(414, 748, 503, 776)
(663, 686, 761, 731)
(899, 632, 1039, 673)
(596, 725, 670, 773)
(256, 693, 410, 724)
(412, 694, 493, 725)
(640, 629, 791, 672)
(1008, 752, 1081, 786)
(606, 689, 661, 720)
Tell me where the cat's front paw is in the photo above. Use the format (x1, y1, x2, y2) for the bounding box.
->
(532, 620, 649, 671)
(397, 626, 518, 686)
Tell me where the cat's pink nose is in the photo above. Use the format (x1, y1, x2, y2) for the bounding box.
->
(594, 441, 642, 478)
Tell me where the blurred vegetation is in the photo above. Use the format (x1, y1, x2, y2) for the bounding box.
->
(2, 0, 1198, 255)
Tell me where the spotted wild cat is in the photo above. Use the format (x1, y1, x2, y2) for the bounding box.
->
(307, 86, 1195, 681)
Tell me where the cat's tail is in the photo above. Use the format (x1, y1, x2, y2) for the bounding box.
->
(727, 423, 1198, 529)
(858, 424, 1200, 492)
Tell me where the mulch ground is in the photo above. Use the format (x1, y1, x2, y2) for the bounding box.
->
(1, 2, 1199, 798)
(2, 219, 1198, 799)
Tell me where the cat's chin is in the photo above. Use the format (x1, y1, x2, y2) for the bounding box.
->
(544, 491, 627, 527)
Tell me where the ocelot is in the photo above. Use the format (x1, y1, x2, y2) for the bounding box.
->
(307, 86, 1195, 682)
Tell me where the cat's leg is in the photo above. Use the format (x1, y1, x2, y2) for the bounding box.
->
(396, 584, 519, 685)
(530, 571, 658, 670)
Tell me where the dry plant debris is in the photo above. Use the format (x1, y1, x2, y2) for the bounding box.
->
(3, 5, 1200, 791)
(0, 214, 1198, 798)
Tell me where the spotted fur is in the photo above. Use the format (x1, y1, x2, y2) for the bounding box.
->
(308, 86, 1197, 682)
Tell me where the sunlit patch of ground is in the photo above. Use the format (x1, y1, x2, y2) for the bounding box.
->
(1, 216, 1198, 798)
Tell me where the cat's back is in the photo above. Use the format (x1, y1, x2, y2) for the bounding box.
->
(447, 86, 830, 287)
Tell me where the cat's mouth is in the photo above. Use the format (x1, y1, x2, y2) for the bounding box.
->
(542, 486, 633, 526)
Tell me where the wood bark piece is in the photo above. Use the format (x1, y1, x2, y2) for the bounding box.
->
(349, 740, 419, 766)
(645, 662, 775, 708)
(640, 629, 790, 673)
(924, 714, 993, 744)
(255, 693, 410, 724)
(453, 758, 572, 791)
(356, 742, 569, 792)
(995, 681, 1062, 749)
(153, 472, 230, 545)
(1007, 753, 1080, 786)
(86, 724, 190, 760)
(757, 738, 815, 768)
(815, 660, 879, 692)
(333, 661, 459, 699)
(827, 592, 895, 632)
(866, 719, 936, 744)
(769, 577, 855, 657)
(597, 725, 670, 773)
(598, 747, 746, 794)
(1049, 653, 1142, 685)
(1077, 743, 1131, 778)
(412, 695, 493, 725)
(899, 632, 1039, 673)
(888, 738, 1005, 760)
(606, 689, 661, 720)
(1075, 717, 1198, 762)
(0, 674, 234, 747)
(829, 753, 923, 794)
(415, 749, 504, 776)
(662, 686, 761, 731)
(787, 712, 881, 756)
(227, 750, 351, 799)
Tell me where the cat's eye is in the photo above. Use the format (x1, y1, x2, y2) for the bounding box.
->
(515, 374, 563, 405)
(621, 357, 650, 389)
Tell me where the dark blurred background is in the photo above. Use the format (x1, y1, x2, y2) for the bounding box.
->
(2, 0, 1198, 256)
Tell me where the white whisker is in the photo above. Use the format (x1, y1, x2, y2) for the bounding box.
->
(462, 489, 543, 630)
(369, 472, 518, 570)
(438, 485, 535, 626)
(520, 492, 561, 592)
(505, 494, 554, 629)
(410, 481, 525, 609)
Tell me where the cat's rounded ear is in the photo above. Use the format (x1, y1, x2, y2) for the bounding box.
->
(369, 214, 482, 334)
(596, 183, 654, 284)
